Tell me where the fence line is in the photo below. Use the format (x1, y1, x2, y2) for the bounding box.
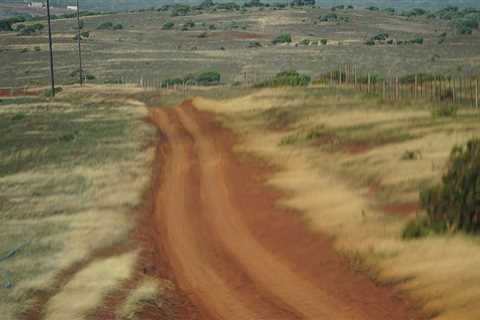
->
(316, 64, 479, 108)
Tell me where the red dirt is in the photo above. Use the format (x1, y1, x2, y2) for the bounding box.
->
(147, 101, 428, 320)
(0, 89, 41, 97)
(383, 202, 421, 216)
(216, 31, 269, 40)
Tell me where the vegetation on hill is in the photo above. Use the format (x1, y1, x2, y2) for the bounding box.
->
(256, 70, 311, 87)
(272, 33, 292, 44)
(161, 71, 221, 87)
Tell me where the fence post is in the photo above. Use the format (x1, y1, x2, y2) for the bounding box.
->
(382, 79, 386, 100)
(396, 76, 399, 101)
(354, 65, 357, 89)
(476, 79, 479, 108)
(414, 75, 418, 100)
(367, 73, 370, 93)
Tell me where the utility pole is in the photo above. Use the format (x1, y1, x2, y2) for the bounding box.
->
(76, 0, 83, 86)
(46, 0, 55, 96)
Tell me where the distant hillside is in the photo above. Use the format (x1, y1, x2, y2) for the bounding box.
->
(0, 0, 479, 12)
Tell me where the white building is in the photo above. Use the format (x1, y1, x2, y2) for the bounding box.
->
(67, 5, 78, 11)
(27, 2, 45, 8)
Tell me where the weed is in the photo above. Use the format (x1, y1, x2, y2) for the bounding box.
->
(431, 104, 458, 118)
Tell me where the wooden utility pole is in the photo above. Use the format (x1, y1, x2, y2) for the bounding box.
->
(46, 0, 55, 96)
(76, 0, 83, 86)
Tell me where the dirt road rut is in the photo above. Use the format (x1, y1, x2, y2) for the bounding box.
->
(149, 102, 423, 320)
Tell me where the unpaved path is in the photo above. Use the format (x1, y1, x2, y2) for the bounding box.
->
(149, 101, 424, 320)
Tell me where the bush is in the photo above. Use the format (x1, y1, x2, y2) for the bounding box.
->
(113, 24, 123, 30)
(195, 71, 221, 85)
(258, 70, 311, 87)
(365, 39, 375, 46)
(372, 32, 389, 41)
(162, 21, 175, 30)
(18, 23, 44, 35)
(0, 20, 13, 32)
(412, 37, 424, 44)
(272, 33, 292, 44)
(97, 22, 113, 30)
(419, 139, 480, 233)
(161, 71, 221, 87)
(320, 39, 328, 45)
(80, 31, 90, 38)
(247, 41, 262, 48)
(431, 104, 458, 118)
(319, 13, 338, 22)
(300, 38, 311, 45)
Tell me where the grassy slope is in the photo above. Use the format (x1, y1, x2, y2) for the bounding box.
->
(193, 86, 480, 320)
(0, 86, 169, 319)
(1, 7, 479, 87)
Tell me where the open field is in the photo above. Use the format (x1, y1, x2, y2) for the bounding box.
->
(1, 6, 480, 88)
(0, 86, 189, 320)
(1, 1, 480, 319)
(192, 86, 480, 319)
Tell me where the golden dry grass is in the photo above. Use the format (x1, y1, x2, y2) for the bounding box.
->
(45, 251, 138, 320)
(116, 277, 174, 320)
(194, 87, 480, 320)
(0, 86, 156, 319)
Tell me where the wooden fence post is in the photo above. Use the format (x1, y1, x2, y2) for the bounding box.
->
(367, 73, 371, 93)
(476, 79, 479, 108)
(382, 79, 386, 100)
(354, 65, 357, 89)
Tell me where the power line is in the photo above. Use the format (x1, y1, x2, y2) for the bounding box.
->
(76, 0, 83, 86)
(46, 0, 55, 96)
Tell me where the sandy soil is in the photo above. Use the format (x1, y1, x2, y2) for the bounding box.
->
(147, 101, 425, 320)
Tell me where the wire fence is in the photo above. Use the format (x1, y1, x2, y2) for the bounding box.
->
(315, 64, 479, 108)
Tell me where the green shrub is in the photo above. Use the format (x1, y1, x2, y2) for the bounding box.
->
(34, 46, 41, 51)
(195, 71, 221, 85)
(319, 13, 338, 22)
(113, 24, 123, 30)
(80, 31, 90, 38)
(365, 39, 375, 46)
(11, 113, 27, 121)
(431, 104, 458, 118)
(419, 139, 480, 233)
(18, 23, 44, 35)
(258, 70, 311, 87)
(97, 22, 114, 30)
(412, 37, 424, 44)
(162, 21, 175, 30)
(372, 32, 389, 41)
(402, 218, 431, 239)
(272, 33, 292, 44)
(247, 41, 262, 48)
(320, 39, 327, 45)
(161, 71, 221, 87)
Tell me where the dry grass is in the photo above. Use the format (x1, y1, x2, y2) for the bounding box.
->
(194, 87, 480, 320)
(45, 250, 138, 320)
(0, 86, 156, 319)
(116, 277, 174, 320)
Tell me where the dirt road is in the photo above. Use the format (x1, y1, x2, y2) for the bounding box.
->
(149, 102, 423, 320)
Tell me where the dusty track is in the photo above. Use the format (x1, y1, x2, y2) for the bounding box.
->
(149, 102, 424, 320)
